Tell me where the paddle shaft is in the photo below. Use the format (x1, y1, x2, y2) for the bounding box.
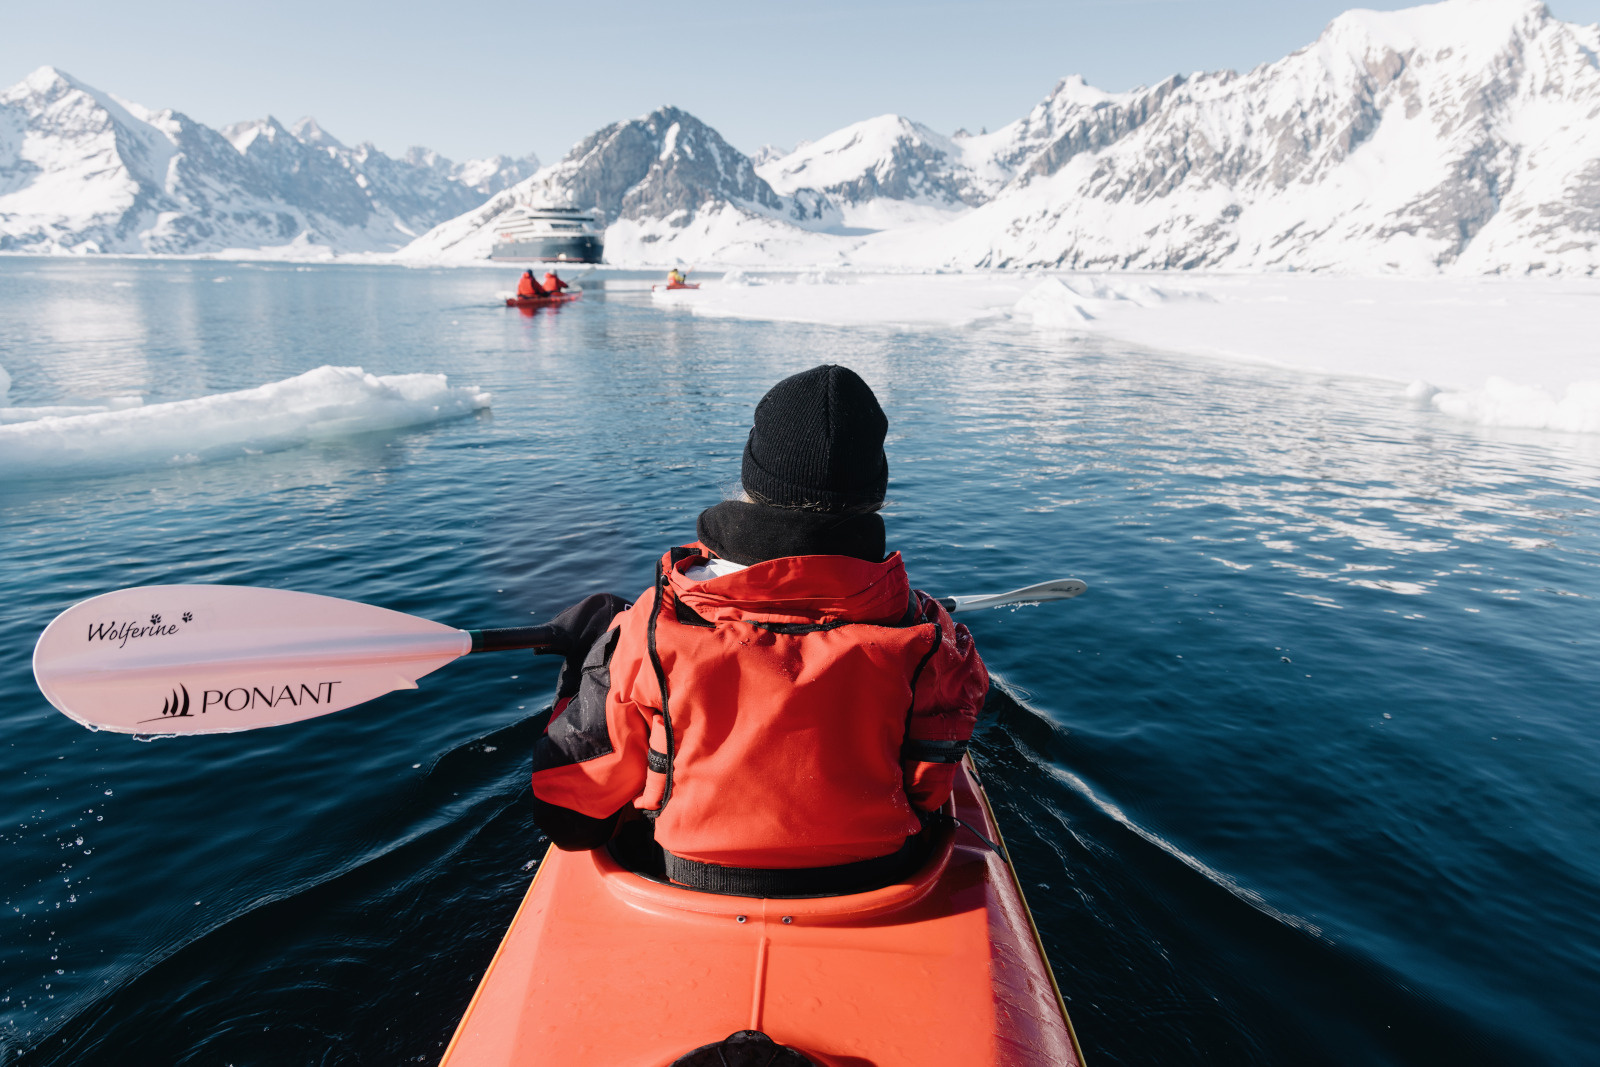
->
(468, 624, 563, 653)
(474, 582, 1086, 646)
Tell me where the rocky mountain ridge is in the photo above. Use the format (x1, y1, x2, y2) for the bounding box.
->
(402, 106, 811, 261)
(927, 0, 1600, 272)
(8, 0, 1600, 273)
(0, 67, 536, 254)
(420, 0, 1600, 273)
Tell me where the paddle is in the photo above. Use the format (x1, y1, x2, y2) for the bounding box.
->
(937, 578, 1086, 614)
(33, 579, 1086, 736)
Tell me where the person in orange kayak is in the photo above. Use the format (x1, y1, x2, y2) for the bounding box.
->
(528, 365, 988, 895)
(517, 270, 547, 298)
(542, 270, 570, 295)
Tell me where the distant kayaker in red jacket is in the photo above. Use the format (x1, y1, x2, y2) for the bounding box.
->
(542, 270, 569, 295)
(528, 365, 989, 895)
(516, 270, 547, 298)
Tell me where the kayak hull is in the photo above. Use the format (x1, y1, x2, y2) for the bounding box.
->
(506, 290, 582, 308)
(440, 760, 1083, 1066)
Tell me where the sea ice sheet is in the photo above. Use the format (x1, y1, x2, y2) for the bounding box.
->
(0, 365, 490, 478)
(650, 271, 1600, 435)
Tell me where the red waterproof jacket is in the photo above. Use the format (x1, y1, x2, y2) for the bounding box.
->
(516, 273, 545, 297)
(530, 545, 988, 869)
(543, 273, 569, 293)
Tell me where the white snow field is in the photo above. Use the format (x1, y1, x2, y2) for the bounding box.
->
(0, 365, 490, 477)
(654, 272, 1600, 434)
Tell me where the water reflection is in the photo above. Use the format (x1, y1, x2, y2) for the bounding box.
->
(948, 331, 1600, 610)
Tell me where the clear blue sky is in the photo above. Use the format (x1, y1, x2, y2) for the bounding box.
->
(6, 0, 1600, 165)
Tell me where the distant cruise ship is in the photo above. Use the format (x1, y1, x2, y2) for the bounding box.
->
(490, 206, 604, 263)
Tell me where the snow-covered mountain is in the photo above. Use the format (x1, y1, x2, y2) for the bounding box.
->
(10, 0, 1600, 272)
(758, 115, 994, 213)
(748, 80, 1146, 234)
(219, 114, 538, 240)
(736, 0, 1600, 273)
(404, 106, 822, 263)
(415, 0, 1600, 272)
(0, 67, 536, 255)
(924, 0, 1600, 272)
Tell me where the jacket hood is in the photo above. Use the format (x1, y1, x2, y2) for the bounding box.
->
(668, 547, 911, 627)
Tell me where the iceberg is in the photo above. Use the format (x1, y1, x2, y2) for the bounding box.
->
(1429, 378, 1600, 434)
(0, 365, 490, 479)
(1013, 278, 1097, 328)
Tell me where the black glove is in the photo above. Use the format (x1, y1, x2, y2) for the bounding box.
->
(536, 593, 630, 704)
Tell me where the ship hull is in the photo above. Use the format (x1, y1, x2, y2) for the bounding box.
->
(490, 235, 604, 263)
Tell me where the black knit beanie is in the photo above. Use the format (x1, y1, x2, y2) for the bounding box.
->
(741, 365, 888, 512)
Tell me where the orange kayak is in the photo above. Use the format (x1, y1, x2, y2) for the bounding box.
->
(440, 759, 1085, 1066)
(505, 290, 582, 308)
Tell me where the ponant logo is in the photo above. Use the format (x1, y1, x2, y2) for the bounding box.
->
(139, 681, 342, 724)
(159, 684, 192, 718)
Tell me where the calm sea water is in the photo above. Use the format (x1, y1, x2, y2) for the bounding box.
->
(1, 259, 1596, 1066)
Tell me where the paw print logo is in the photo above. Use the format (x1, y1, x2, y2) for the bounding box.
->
(181, 612, 193, 623)
(149, 614, 162, 626)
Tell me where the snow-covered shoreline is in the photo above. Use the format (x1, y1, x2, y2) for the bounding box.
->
(648, 270, 1600, 435)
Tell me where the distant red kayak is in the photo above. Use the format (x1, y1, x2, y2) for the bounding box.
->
(505, 290, 582, 308)
(652, 282, 700, 291)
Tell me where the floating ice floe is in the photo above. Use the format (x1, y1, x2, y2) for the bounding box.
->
(1011, 276, 1181, 329)
(0, 397, 144, 424)
(1421, 377, 1600, 435)
(665, 272, 1021, 328)
(0, 365, 490, 478)
(1012, 278, 1097, 328)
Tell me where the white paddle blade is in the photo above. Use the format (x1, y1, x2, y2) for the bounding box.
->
(33, 585, 471, 735)
(944, 578, 1088, 614)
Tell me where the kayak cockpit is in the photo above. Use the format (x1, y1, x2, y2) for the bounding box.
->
(440, 760, 1083, 1066)
(599, 816, 955, 911)
(666, 1028, 815, 1065)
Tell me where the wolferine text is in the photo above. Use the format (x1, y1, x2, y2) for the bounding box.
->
(87, 620, 179, 648)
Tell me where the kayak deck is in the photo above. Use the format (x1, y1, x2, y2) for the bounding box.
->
(440, 761, 1084, 1066)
